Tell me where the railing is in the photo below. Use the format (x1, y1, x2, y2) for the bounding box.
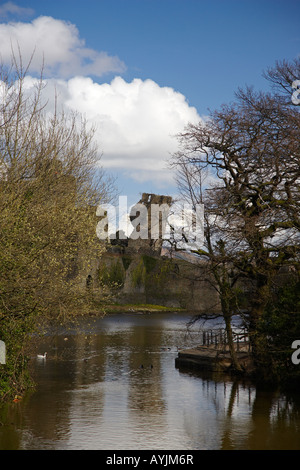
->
(199, 328, 251, 352)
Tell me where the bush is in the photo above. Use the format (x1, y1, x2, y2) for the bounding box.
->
(259, 279, 300, 385)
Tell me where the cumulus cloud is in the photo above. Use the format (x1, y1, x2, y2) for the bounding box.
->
(0, 15, 126, 78)
(39, 76, 201, 184)
(0, 11, 201, 186)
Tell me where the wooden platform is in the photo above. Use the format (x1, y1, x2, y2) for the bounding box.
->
(175, 345, 253, 373)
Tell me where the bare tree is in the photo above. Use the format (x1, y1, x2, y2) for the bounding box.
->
(171, 60, 300, 372)
(171, 144, 245, 371)
(263, 57, 300, 104)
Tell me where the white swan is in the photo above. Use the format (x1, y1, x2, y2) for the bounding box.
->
(37, 352, 47, 359)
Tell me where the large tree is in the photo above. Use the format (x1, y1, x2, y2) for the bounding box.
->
(0, 56, 115, 399)
(171, 59, 300, 374)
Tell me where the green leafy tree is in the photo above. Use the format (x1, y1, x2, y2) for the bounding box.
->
(0, 55, 115, 400)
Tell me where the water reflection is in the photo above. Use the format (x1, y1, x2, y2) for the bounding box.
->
(0, 312, 300, 450)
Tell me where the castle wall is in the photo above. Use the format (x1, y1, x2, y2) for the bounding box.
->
(92, 192, 221, 312)
(97, 250, 222, 313)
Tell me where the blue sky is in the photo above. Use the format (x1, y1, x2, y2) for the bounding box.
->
(0, 0, 299, 205)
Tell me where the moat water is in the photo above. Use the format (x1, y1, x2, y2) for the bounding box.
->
(0, 312, 300, 450)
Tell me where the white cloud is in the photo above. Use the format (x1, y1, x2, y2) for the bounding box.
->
(51, 76, 201, 183)
(21, 75, 200, 185)
(0, 15, 126, 78)
(0, 2, 34, 18)
(0, 11, 201, 187)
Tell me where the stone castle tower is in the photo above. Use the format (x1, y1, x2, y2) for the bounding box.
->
(126, 192, 172, 256)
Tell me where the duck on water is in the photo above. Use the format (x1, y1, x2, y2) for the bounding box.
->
(37, 352, 47, 359)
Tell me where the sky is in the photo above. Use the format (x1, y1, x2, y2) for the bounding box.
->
(0, 0, 299, 206)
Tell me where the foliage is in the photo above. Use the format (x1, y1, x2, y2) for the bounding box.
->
(0, 55, 114, 400)
(0, 313, 35, 400)
(141, 255, 157, 273)
(171, 58, 300, 375)
(99, 260, 125, 288)
(131, 255, 173, 292)
(258, 278, 300, 384)
(131, 259, 146, 288)
(121, 256, 132, 271)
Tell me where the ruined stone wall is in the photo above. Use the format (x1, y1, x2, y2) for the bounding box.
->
(87, 192, 222, 312)
(97, 250, 222, 313)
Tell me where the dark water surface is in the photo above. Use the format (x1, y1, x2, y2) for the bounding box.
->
(0, 312, 300, 450)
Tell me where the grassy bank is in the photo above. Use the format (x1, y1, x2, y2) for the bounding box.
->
(97, 302, 186, 314)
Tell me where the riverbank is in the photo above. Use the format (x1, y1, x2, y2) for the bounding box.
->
(93, 301, 187, 315)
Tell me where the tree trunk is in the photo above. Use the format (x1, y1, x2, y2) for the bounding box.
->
(248, 277, 271, 370)
(222, 305, 243, 373)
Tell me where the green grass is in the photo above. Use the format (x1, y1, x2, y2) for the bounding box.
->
(102, 302, 185, 312)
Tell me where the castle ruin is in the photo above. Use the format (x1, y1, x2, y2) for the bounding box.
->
(126, 192, 173, 255)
